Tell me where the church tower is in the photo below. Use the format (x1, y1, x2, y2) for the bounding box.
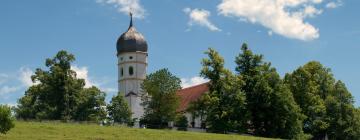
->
(116, 13, 148, 121)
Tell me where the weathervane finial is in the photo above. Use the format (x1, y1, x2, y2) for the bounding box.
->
(129, 10, 133, 28)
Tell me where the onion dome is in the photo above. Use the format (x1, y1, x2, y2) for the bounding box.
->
(116, 13, 148, 55)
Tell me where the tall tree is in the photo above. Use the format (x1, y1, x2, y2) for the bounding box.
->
(235, 44, 304, 139)
(15, 50, 106, 122)
(140, 68, 181, 128)
(107, 92, 132, 125)
(200, 48, 247, 133)
(285, 61, 360, 139)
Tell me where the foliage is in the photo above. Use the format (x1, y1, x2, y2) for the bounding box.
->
(200, 48, 247, 133)
(107, 92, 132, 125)
(235, 44, 304, 139)
(72, 87, 107, 122)
(140, 68, 181, 129)
(175, 114, 188, 131)
(285, 61, 360, 139)
(187, 94, 210, 129)
(15, 50, 106, 122)
(0, 105, 15, 134)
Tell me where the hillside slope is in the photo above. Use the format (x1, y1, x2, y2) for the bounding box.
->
(0, 121, 276, 140)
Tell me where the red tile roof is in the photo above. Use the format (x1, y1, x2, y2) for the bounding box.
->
(176, 83, 209, 112)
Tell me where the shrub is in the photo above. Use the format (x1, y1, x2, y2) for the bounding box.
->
(0, 105, 15, 134)
(175, 115, 188, 131)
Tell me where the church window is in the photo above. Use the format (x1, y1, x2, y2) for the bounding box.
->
(121, 68, 124, 76)
(120, 57, 123, 61)
(129, 66, 134, 76)
(129, 56, 133, 59)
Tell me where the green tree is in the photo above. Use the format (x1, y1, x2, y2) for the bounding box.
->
(0, 105, 15, 134)
(140, 68, 181, 129)
(285, 61, 360, 139)
(324, 81, 360, 140)
(187, 94, 210, 129)
(73, 87, 107, 122)
(200, 48, 247, 133)
(235, 44, 304, 139)
(15, 50, 106, 122)
(175, 114, 188, 131)
(107, 93, 132, 125)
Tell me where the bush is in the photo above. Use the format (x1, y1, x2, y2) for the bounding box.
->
(0, 105, 15, 134)
(175, 115, 188, 131)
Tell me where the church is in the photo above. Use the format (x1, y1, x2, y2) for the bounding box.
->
(116, 14, 208, 129)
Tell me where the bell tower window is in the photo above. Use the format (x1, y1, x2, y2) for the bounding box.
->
(129, 66, 134, 76)
(121, 68, 124, 77)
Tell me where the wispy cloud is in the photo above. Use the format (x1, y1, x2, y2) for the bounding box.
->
(217, 0, 340, 41)
(0, 86, 21, 96)
(326, 0, 343, 9)
(184, 7, 221, 32)
(0, 74, 9, 85)
(181, 76, 208, 88)
(96, 0, 146, 19)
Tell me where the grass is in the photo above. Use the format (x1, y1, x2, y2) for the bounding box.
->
(0, 121, 277, 140)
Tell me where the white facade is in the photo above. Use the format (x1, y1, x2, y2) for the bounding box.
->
(185, 112, 204, 128)
(118, 52, 147, 120)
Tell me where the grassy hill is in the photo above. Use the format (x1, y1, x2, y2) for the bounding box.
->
(0, 121, 276, 140)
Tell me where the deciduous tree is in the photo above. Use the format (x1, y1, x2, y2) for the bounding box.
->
(236, 44, 304, 139)
(140, 68, 181, 128)
(200, 48, 247, 133)
(107, 92, 132, 125)
(15, 50, 106, 122)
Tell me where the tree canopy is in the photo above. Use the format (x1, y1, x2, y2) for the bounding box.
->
(285, 61, 360, 139)
(200, 48, 247, 133)
(140, 68, 181, 128)
(235, 44, 304, 139)
(107, 92, 132, 125)
(15, 50, 106, 122)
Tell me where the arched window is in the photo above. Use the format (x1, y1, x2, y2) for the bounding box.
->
(129, 66, 134, 76)
(121, 68, 124, 77)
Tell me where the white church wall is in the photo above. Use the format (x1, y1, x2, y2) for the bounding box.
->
(184, 112, 203, 128)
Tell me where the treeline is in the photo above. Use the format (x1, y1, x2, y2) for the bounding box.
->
(188, 43, 360, 139)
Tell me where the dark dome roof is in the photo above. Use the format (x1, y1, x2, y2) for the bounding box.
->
(116, 15, 148, 55)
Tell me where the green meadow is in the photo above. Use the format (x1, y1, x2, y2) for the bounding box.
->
(0, 121, 276, 140)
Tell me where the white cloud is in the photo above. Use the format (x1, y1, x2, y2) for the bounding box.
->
(96, 0, 146, 19)
(19, 67, 37, 87)
(184, 8, 221, 32)
(326, 1, 342, 9)
(302, 5, 323, 18)
(0, 86, 21, 96)
(71, 65, 95, 88)
(217, 0, 332, 41)
(268, 31, 273, 36)
(102, 88, 117, 93)
(181, 76, 209, 88)
(71, 65, 117, 93)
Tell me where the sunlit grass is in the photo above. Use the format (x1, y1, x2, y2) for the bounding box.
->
(0, 121, 276, 140)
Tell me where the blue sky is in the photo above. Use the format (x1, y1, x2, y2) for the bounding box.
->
(1, 0, 359, 106)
